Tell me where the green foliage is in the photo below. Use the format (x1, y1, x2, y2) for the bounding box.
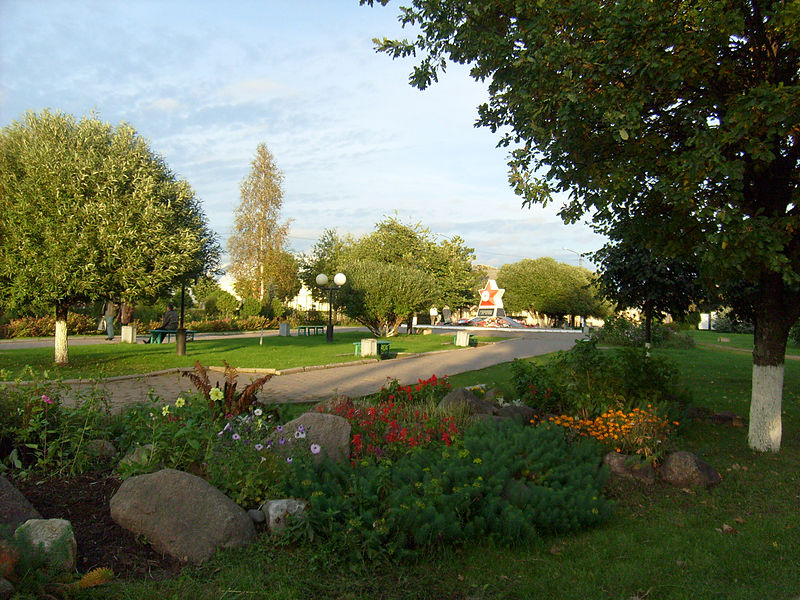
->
(114, 393, 216, 478)
(0, 110, 220, 363)
(239, 297, 262, 319)
(510, 340, 689, 418)
(596, 315, 696, 348)
(0, 377, 113, 478)
(206, 407, 289, 507)
(3, 313, 99, 339)
(338, 258, 437, 337)
(498, 257, 608, 324)
(283, 419, 611, 560)
(711, 308, 755, 334)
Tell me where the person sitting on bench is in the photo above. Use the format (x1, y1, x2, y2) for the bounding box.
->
(161, 304, 179, 330)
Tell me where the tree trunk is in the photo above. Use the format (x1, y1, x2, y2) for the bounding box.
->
(643, 300, 653, 346)
(54, 302, 69, 365)
(120, 302, 135, 325)
(748, 273, 800, 452)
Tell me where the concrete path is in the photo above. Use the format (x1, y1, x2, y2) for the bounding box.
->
(2, 330, 582, 412)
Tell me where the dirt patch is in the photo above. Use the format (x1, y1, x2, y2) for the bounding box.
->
(11, 472, 183, 581)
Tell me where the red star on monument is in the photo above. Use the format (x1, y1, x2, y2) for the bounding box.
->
(478, 280, 504, 307)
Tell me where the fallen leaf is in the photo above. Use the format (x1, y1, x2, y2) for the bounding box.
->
(734, 517, 746, 524)
(721, 523, 738, 534)
(457, 575, 465, 581)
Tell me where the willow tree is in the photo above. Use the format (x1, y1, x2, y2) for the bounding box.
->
(0, 110, 219, 365)
(366, 0, 800, 452)
(228, 143, 293, 302)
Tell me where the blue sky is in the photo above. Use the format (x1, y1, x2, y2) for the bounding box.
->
(0, 0, 605, 269)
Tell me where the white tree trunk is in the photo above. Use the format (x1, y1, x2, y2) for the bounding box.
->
(54, 318, 69, 365)
(748, 364, 783, 452)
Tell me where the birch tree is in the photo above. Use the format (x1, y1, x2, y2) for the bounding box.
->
(228, 143, 293, 301)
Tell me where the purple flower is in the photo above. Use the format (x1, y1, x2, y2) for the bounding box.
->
(254, 443, 264, 451)
(286, 457, 293, 463)
(310, 443, 321, 455)
(279, 437, 286, 445)
(232, 433, 241, 441)
(276, 425, 283, 433)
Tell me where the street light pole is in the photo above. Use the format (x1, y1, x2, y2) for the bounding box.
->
(562, 247, 583, 267)
(315, 272, 346, 343)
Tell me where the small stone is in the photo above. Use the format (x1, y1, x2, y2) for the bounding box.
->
(86, 439, 118, 458)
(260, 499, 307, 535)
(247, 509, 266, 524)
(13, 519, 77, 573)
(603, 452, 656, 485)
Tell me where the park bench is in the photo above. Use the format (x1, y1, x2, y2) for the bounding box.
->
(297, 325, 326, 336)
(148, 329, 196, 344)
(353, 340, 391, 358)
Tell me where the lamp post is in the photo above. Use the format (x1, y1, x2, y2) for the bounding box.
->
(316, 272, 346, 343)
(562, 247, 584, 267)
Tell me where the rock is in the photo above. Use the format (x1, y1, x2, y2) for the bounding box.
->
(260, 499, 308, 535)
(247, 509, 266, 524)
(86, 439, 118, 458)
(278, 412, 351, 463)
(496, 404, 536, 424)
(483, 388, 504, 403)
(0, 577, 13, 600)
(118, 443, 155, 469)
(660, 451, 721, 488)
(439, 388, 498, 416)
(110, 468, 256, 564)
(603, 452, 656, 485)
(13, 519, 77, 573)
(0, 476, 42, 531)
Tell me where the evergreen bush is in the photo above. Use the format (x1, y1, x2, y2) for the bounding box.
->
(283, 419, 611, 560)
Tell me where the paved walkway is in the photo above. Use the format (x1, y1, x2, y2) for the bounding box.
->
(10, 330, 582, 412)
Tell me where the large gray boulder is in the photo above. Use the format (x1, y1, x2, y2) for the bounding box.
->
(660, 451, 721, 488)
(438, 388, 498, 416)
(496, 404, 537, 424)
(279, 412, 351, 463)
(110, 468, 256, 564)
(13, 518, 77, 573)
(0, 476, 41, 531)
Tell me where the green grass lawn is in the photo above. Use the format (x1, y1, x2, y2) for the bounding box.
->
(0, 332, 496, 381)
(76, 343, 800, 599)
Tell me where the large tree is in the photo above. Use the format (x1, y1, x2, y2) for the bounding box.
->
(227, 143, 293, 301)
(498, 257, 606, 326)
(366, 0, 800, 452)
(0, 110, 219, 364)
(594, 231, 704, 344)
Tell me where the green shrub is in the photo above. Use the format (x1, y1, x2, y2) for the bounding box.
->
(282, 419, 611, 561)
(0, 378, 113, 478)
(3, 313, 99, 339)
(114, 393, 216, 478)
(711, 309, 754, 334)
(510, 340, 689, 419)
(239, 297, 262, 319)
(595, 315, 695, 348)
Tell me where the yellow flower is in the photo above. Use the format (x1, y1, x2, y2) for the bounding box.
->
(174, 397, 185, 408)
(209, 387, 224, 401)
(162, 405, 170, 416)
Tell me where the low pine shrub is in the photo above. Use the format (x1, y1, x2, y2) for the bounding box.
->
(282, 419, 612, 560)
(596, 315, 695, 348)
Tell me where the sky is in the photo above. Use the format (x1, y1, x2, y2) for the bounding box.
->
(0, 0, 606, 270)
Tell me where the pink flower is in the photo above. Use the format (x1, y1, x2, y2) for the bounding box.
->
(41, 395, 53, 404)
(310, 443, 321, 455)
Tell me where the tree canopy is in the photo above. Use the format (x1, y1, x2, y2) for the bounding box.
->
(366, 0, 800, 451)
(227, 143, 297, 302)
(498, 257, 607, 325)
(0, 110, 219, 364)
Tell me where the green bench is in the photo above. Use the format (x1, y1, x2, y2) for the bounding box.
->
(297, 325, 326, 336)
(353, 340, 391, 358)
(148, 329, 196, 344)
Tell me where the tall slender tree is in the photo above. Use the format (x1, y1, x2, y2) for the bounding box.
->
(228, 143, 293, 301)
(0, 110, 219, 365)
